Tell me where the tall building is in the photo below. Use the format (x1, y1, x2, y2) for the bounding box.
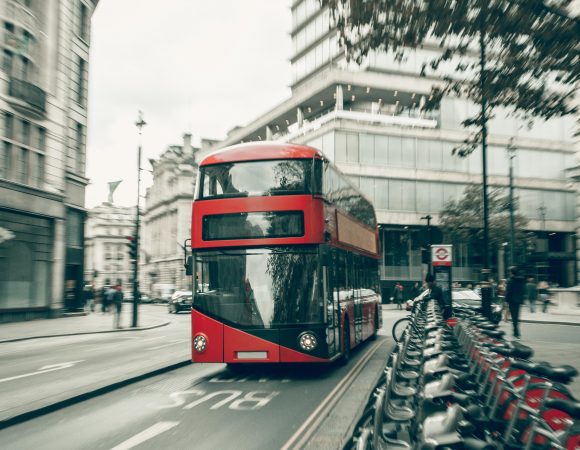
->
(140, 133, 198, 298)
(0, 0, 99, 322)
(84, 203, 135, 291)
(201, 0, 577, 293)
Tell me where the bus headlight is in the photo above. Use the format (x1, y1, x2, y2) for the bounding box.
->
(193, 334, 207, 353)
(298, 332, 318, 352)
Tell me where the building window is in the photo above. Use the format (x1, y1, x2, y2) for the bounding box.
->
(75, 56, 86, 105)
(19, 147, 28, 184)
(79, 2, 89, 40)
(2, 142, 11, 178)
(17, 56, 29, 80)
(2, 50, 13, 75)
(37, 126, 45, 150)
(21, 119, 30, 146)
(4, 112, 13, 139)
(35, 152, 44, 187)
(66, 209, 83, 248)
(75, 122, 84, 172)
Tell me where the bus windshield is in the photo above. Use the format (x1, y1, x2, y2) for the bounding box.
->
(193, 247, 322, 328)
(197, 159, 320, 199)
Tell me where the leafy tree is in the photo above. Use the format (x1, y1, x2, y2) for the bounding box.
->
(439, 184, 529, 261)
(322, 0, 579, 155)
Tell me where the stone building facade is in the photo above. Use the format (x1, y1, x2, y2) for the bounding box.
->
(84, 203, 135, 292)
(0, 0, 99, 322)
(140, 134, 197, 299)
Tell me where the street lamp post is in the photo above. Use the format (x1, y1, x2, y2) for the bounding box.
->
(507, 139, 516, 267)
(132, 111, 146, 328)
(421, 215, 432, 275)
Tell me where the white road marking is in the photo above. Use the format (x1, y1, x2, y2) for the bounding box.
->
(109, 421, 179, 450)
(147, 339, 187, 350)
(0, 360, 84, 384)
(281, 341, 381, 450)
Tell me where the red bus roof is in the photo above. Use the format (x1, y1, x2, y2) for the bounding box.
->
(200, 142, 323, 166)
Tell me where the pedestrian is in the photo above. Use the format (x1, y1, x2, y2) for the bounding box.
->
(410, 281, 421, 300)
(525, 276, 538, 313)
(538, 280, 550, 313)
(83, 282, 95, 313)
(101, 279, 111, 313)
(393, 282, 404, 310)
(112, 281, 124, 329)
(497, 279, 509, 321)
(425, 273, 452, 319)
(505, 266, 525, 339)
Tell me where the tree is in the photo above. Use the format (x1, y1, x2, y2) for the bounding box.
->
(439, 184, 529, 263)
(323, 0, 578, 269)
(323, 0, 579, 149)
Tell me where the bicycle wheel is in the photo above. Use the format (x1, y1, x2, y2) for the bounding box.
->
(391, 317, 411, 343)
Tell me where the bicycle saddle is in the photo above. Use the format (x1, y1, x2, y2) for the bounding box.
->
(536, 364, 578, 384)
(480, 329, 505, 339)
(544, 398, 580, 420)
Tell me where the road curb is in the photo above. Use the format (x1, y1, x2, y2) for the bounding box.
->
(0, 320, 171, 344)
(0, 359, 191, 430)
(521, 319, 580, 327)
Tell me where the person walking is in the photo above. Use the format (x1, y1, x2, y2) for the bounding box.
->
(538, 280, 550, 313)
(393, 282, 404, 310)
(497, 279, 509, 321)
(101, 279, 111, 313)
(83, 282, 95, 313)
(505, 266, 525, 339)
(112, 281, 124, 329)
(525, 276, 538, 313)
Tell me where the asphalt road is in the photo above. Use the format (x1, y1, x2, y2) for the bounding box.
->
(0, 306, 191, 423)
(0, 336, 387, 450)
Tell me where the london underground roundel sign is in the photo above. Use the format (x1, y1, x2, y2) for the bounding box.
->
(431, 245, 452, 266)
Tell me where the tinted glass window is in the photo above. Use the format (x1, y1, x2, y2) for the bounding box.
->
(193, 247, 322, 328)
(203, 211, 304, 240)
(198, 159, 320, 199)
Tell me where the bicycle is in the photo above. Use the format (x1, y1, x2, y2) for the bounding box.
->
(391, 292, 429, 342)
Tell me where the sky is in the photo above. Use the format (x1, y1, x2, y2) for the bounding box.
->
(86, 0, 292, 207)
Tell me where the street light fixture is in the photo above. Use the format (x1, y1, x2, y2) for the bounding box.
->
(507, 138, 516, 267)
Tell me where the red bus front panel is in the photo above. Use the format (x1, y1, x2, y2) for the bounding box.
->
(223, 326, 280, 363)
(191, 310, 223, 363)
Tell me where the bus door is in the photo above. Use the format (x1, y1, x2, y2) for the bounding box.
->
(322, 251, 339, 357)
(352, 255, 363, 344)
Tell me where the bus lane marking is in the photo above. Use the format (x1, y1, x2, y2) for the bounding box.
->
(109, 421, 179, 450)
(151, 389, 280, 411)
(0, 360, 84, 384)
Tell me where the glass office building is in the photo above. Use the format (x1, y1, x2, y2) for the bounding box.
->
(202, 0, 577, 291)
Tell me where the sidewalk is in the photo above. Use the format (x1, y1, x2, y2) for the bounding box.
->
(382, 303, 580, 325)
(518, 308, 580, 326)
(0, 307, 170, 343)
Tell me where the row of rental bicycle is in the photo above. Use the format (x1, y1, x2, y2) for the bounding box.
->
(348, 299, 580, 450)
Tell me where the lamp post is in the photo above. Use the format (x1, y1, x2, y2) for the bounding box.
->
(421, 215, 432, 275)
(132, 111, 146, 328)
(507, 139, 516, 267)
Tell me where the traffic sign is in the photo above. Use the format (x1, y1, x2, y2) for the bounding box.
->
(431, 245, 452, 266)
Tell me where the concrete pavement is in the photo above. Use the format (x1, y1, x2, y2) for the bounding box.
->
(0, 304, 170, 343)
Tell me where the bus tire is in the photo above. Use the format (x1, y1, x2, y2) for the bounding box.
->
(339, 317, 351, 365)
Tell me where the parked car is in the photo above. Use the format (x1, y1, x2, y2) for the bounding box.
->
(168, 291, 192, 314)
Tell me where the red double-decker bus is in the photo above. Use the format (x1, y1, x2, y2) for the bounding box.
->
(190, 142, 382, 364)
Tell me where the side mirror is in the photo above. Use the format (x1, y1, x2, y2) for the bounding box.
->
(185, 256, 193, 276)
